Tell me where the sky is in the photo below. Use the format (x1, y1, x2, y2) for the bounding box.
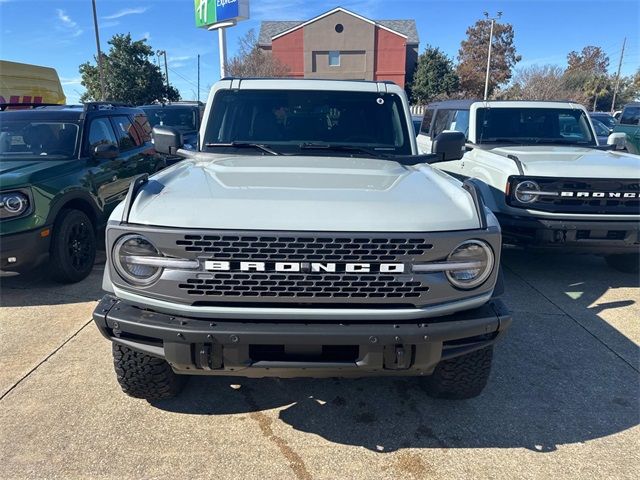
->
(0, 0, 638, 104)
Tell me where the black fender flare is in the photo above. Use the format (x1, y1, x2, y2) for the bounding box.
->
(45, 190, 103, 228)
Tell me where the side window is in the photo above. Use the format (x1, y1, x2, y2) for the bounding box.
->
(111, 115, 142, 151)
(419, 108, 434, 135)
(132, 113, 152, 143)
(431, 109, 453, 137)
(86, 117, 118, 153)
(449, 110, 470, 137)
(620, 106, 640, 125)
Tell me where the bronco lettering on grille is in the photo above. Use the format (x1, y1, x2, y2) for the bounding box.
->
(203, 261, 405, 273)
(560, 191, 638, 198)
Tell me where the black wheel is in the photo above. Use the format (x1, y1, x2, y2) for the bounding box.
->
(49, 209, 96, 283)
(423, 346, 493, 400)
(605, 253, 640, 274)
(112, 344, 186, 400)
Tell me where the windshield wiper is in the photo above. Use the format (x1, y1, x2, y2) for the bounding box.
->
(298, 143, 392, 158)
(203, 142, 280, 155)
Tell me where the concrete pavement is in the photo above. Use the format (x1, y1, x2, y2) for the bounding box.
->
(1, 250, 638, 479)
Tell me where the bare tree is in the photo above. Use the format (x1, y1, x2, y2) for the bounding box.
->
(506, 65, 574, 101)
(226, 29, 290, 78)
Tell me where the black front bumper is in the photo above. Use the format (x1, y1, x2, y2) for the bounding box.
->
(93, 295, 511, 378)
(496, 214, 640, 254)
(0, 227, 51, 272)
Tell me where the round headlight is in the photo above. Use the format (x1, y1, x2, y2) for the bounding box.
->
(445, 240, 495, 289)
(113, 234, 162, 285)
(514, 180, 540, 203)
(0, 191, 30, 219)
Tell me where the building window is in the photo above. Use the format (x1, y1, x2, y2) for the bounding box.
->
(328, 51, 340, 67)
(335, 23, 344, 33)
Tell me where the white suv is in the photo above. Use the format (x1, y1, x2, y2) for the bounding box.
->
(417, 100, 640, 273)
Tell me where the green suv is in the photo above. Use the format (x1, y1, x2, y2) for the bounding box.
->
(614, 102, 640, 154)
(0, 103, 166, 283)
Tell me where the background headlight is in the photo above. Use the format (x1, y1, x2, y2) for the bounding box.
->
(113, 234, 162, 285)
(0, 191, 30, 219)
(514, 180, 540, 203)
(445, 240, 494, 289)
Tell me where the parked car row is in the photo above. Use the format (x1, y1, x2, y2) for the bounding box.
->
(2, 79, 638, 403)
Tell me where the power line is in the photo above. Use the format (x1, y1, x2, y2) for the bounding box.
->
(167, 66, 208, 94)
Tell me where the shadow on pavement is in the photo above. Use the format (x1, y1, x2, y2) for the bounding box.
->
(152, 253, 639, 453)
(0, 251, 106, 307)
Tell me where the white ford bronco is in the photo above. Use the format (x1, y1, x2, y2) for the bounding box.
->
(93, 79, 511, 401)
(417, 100, 640, 273)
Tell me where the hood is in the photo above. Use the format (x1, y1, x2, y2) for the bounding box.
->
(490, 146, 640, 178)
(0, 158, 79, 189)
(126, 155, 480, 232)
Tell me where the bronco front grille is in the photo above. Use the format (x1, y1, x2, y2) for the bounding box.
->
(178, 273, 429, 299)
(106, 228, 501, 309)
(508, 177, 640, 214)
(175, 235, 433, 262)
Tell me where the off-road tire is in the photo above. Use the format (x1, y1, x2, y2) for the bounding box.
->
(50, 209, 96, 283)
(423, 346, 493, 399)
(604, 253, 640, 274)
(112, 344, 186, 400)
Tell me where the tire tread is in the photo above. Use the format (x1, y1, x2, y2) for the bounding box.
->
(112, 344, 185, 400)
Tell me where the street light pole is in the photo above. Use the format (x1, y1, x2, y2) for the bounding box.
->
(91, 0, 106, 100)
(483, 11, 502, 101)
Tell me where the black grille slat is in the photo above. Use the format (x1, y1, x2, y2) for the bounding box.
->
(177, 273, 429, 299)
(175, 235, 433, 260)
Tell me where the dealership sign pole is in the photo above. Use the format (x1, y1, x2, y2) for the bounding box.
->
(195, 0, 250, 78)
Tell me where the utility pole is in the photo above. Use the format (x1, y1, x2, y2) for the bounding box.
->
(611, 37, 627, 113)
(483, 11, 502, 101)
(157, 50, 169, 90)
(197, 54, 200, 103)
(91, 0, 106, 100)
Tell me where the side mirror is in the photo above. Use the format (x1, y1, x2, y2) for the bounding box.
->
(431, 131, 466, 162)
(607, 132, 626, 150)
(153, 126, 183, 155)
(93, 143, 118, 160)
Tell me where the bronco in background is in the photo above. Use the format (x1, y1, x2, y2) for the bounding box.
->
(417, 100, 639, 273)
(94, 78, 511, 401)
(0, 103, 165, 282)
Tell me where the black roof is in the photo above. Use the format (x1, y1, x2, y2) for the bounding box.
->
(140, 102, 203, 109)
(0, 103, 145, 121)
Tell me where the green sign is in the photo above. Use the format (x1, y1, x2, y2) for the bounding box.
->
(195, 0, 249, 28)
(194, 0, 217, 28)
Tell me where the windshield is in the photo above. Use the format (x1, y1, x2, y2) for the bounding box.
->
(143, 107, 197, 131)
(591, 114, 617, 129)
(476, 107, 596, 146)
(203, 89, 412, 156)
(0, 119, 79, 159)
(591, 118, 610, 136)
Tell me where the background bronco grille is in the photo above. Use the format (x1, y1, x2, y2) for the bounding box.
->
(175, 235, 433, 262)
(178, 273, 429, 299)
(508, 177, 640, 214)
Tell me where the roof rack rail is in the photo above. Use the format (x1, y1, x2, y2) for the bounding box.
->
(0, 102, 58, 111)
(83, 101, 134, 111)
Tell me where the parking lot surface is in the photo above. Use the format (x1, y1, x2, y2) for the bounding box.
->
(1, 250, 638, 480)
